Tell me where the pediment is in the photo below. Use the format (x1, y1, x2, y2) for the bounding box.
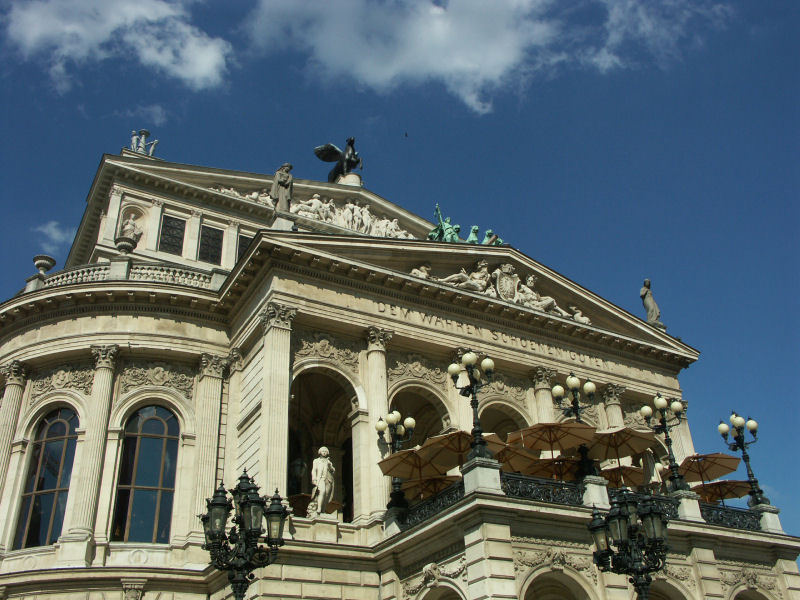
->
(223, 231, 698, 367)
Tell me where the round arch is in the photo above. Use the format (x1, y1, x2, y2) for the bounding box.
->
(478, 397, 530, 438)
(417, 582, 466, 600)
(292, 358, 366, 409)
(732, 588, 778, 600)
(111, 386, 196, 435)
(389, 382, 452, 447)
(519, 566, 599, 600)
(17, 389, 89, 439)
(650, 577, 692, 600)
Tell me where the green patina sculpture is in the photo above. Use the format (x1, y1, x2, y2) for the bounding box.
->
(427, 204, 503, 246)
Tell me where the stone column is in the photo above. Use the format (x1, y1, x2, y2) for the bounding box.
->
(364, 326, 392, 519)
(0, 361, 27, 499)
(529, 367, 556, 423)
(65, 345, 119, 540)
(222, 349, 243, 487)
(602, 384, 626, 428)
(259, 302, 297, 495)
(192, 353, 228, 534)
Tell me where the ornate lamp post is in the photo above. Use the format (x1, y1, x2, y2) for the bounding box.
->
(717, 412, 769, 507)
(448, 350, 495, 460)
(199, 471, 288, 600)
(552, 373, 598, 478)
(639, 394, 689, 492)
(376, 410, 416, 515)
(588, 490, 669, 600)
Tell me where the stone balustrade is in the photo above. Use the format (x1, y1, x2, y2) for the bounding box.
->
(42, 264, 109, 287)
(36, 263, 217, 291)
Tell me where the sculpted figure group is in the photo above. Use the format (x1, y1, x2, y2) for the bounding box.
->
(289, 195, 415, 238)
(411, 260, 589, 324)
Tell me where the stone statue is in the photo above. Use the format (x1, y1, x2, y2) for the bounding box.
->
(130, 130, 139, 151)
(439, 260, 491, 292)
(490, 263, 521, 302)
(119, 214, 143, 241)
(132, 129, 158, 156)
(290, 193, 330, 221)
(515, 275, 570, 317)
(270, 163, 294, 212)
(308, 446, 335, 518)
(640, 279, 665, 330)
(314, 137, 362, 182)
(410, 263, 435, 280)
(569, 305, 591, 325)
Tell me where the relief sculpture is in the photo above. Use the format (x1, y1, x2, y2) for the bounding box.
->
(387, 352, 447, 387)
(292, 329, 361, 373)
(30, 364, 94, 402)
(119, 360, 195, 399)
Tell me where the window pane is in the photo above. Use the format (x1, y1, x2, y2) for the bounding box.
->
(111, 489, 131, 541)
(198, 225, 223, 265)
(24, 443, 42, 492)
(14, 496, 32, 549)
(156, 492, 174, 543)
(46, 421, 66, 438)
(59, 437, 77, 488)
(142, 417, 166, 436)
(128, 490, 158, 542)
(118, 437, 137, 486)
(49, 491, 68, 545)
(39, 440, 63, 491)
(135, 437, 164, 487)
(25, 492, 55, 548)
(163, 439, 178, 487)
(158, 215, 186, 255)
(237, 234, 253, 262)
(166, 414, 179, 437)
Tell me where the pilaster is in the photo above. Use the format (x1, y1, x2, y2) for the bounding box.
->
(144, 198, 163, 251)
(222, 220, 240, 269)
(222, 348, 244, 487)
(602, 384, 626, 428)
(464, 521, 517, 600)
(0, 361, 27, 499)
(529, 367, 556, 423)
(101, 185, 124, 243)
(364, 326, 392, 519)
(183, 209, 202, 260)
(260, 302, 297, 495)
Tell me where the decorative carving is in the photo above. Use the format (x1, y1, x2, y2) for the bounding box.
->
(720, 568, 780, 597)
(402, 556, 467, 597)
(387, 353, 447, 387)
(3, 360, 28, 387)
(30, 364, 92, 400)
(228, 348, 244, 373)
(624, 409, 649, 430)
(366, 326, 393, 352)
(656, 564, 696, 590)
(120, 360, 195, 399)
(485, 372, 527, 403)
(121, 578, 147, 600)
(199, 353, 228, 380)
(640, 278, 666, 330)
(513, 547, 597, 584)
(261, 302, 297, 332)
(529, 367, 556, 389)
(511, 536, 588, 549)
(292, 329, 360, 372)
(270, 163, 294, 212)
(501, 473, 583, 507)
(602, 384, 625, 406)
(91, 344, 119, 370)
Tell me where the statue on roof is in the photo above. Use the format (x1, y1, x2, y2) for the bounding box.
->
(270, 163, 294, 212)
(426, 204, 502, 245)
(130, 129, 158, 156)
(640, 278, 666, 330)
(314, 137, 362, 182)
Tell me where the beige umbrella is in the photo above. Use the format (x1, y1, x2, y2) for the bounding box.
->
(416, 430, 507, 471)
(520, 457, 581, 481)
(587, 427, 657, 463)
(600, 465, 645, 488)
(690, 479, 751, 505)
(494, 444, 540, 473)
(402, 475, 462, 501)
(679, 453, 740, 483)
(378, 447, 450, 480)
(506, 422, 597, 456)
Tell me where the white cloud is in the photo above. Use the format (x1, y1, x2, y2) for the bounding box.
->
(33, 221, 76, 254)
(5, 0, 232, 93)
(245, 0, 732, 114)
(116, 104, 169, 127)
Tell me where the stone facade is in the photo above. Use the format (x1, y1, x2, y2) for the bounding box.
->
(0, 150, 797, 600)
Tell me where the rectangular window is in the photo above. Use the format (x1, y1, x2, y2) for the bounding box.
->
(237, 234, 254, 263)
(198, 225, 224, 265)
(158, 215, 186, 256)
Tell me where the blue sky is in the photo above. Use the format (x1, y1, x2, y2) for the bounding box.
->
(1, 1, 798, 533)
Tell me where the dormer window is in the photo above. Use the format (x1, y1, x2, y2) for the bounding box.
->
(198, 225, 224, 265)
(158, 215, 186, 256)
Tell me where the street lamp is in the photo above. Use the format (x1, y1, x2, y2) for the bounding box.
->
(639, 394, 689, 492)
(552, 373, 598, 478)
(717, 411, 769, 507)
(376, 410, 416, 516)
(588, 490, 669, 600)
(448, 350, 495, 460)
(199, 471, 288, 600)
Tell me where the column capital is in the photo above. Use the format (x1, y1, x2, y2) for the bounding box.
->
(227, 348, 244, 374)
(450, 347, 471, 364)
(602, 383, 626, 406)
(2, 360, 28, 387)
(528, 366, 556, 390)
(260, 301, 297, 333)
(365, 326, 393, 352)
(121, 578, 147, 600)
(91, 344, 119, 370)
(199, 353, 228, 380)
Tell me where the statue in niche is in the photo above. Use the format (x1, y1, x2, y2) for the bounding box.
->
(314, 137, 362, 182)
(439, 259, 491, 292)
(119, 214, 143, 242)
(515, 275, 570, 317)
(307, 446, 335, 519)
(640, 278, 666, 330)
(270, 163, 294, 212)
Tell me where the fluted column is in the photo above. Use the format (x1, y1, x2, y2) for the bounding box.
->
(0, 361, 28, 498)
(364, 326, 392, 519)
(66, 345, 119, 538)
(192, 353, 228, 531)
(602, 384, 626, 428)
(259, 302, 297, 495)
(529, 367, 556, 423)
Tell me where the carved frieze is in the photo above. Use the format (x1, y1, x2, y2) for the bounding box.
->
(719, 567, 781, 598)
(402, 556, 467, 598)
(30, 364, 93, 401)
(655, 564, 696, 590)
(513, 547, 597, 584)
(120, 360, 195, 399)
(292, 329, 361, 372)
(387, 352, 447, 387)
(485, 372, 527, 404)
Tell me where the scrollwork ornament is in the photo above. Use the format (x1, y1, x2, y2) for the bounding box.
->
(719, 568, 780, 597)
(91, 344, 119, 370)
(3, 360, 27, 387)
(486, 372, 527, 403)
(228, 348, 244, 373)
(30, 364, 93, 401)
(199, 353, 228, 380)
(120, 360, 195, 399)
(292, 329, 360, 372)
(402, 556, 467, 598)
(657, 564, 696, 590)
(513, 547, 597, 584)
(387, 353, 447, 387)
(261, 302, 297, 332)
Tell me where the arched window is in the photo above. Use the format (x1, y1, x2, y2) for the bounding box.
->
(111, 405, 179, 543)
(14, 407, 79, 549)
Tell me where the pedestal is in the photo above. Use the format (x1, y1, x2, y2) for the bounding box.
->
(670, 489, 703, 522)
(582, 475, 610, 509)
(751, 503, 783, 534)
(336, 173, 363, 187)
(462, 457, 504, 496)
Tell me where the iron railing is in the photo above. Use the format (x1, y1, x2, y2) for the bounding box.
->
(500, 473, 583, 506)
(699, 502, 761, 531)
(401, 482, 465, 530)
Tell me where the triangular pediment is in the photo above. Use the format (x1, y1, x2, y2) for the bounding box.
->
(222, 230, 698, 367)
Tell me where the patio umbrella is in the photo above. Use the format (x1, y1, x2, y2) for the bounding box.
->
(378, 447, 450, 480)
(679, 453, 740, 483)
(690, 479, 751, 505)
(520, 457, 581, 481)
(506, 422, 596, 456)
(416, 430, 507, 471)
(600, 465, 645, 488)
(494, 444, 540, 473)
(402, 475, 462, 501)
(587, 426, 657, 464)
